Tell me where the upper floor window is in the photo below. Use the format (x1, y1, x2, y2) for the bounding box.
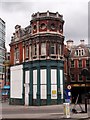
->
(86, 60, 90, 67)
(41, 43, 46, 55)
(78, 60, 82, 68)
(75, 49, 85, 56)
(0, 40, 5, 48)
(78, 74, 83, 81)
(71, 60, 74, 68)
(33, 25, 37, 31)
(58, 44, 61, 55)
(76, 50, 78, 56)
(32, 43, 37, 57)
(0, 48, 5, 57)
(50, 43, 56, 55)
(51, 23, 56, 30)
(71, 74, 75, 82)
(0, 65, 3, 73)
(86, 75, 90, 81)
(60, 25, 62, 32)
(40, 23, 46, 30)
(14, 47, 19, 63)
(25, 46, 29, 59)
(81, 49, 84, 56)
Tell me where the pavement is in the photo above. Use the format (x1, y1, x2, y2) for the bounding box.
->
(0, 101, 90, 120)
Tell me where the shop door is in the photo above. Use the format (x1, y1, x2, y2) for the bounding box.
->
(25, 71, 30, 105)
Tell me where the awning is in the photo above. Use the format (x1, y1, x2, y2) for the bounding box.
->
(3, 85, 10, 89)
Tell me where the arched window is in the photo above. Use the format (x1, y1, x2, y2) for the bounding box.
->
(51, 23, 55, 30)
(33, 25, 37, 31)
(40, 23, 46, 30)
(60, 24, 62, 31)
(75, 49, 85, 56)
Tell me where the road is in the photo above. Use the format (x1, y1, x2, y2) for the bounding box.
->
(2, 102, 64, 114)
(1, 102, 90, 120)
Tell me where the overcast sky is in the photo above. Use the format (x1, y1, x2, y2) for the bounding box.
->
(0, 0, 89, 51)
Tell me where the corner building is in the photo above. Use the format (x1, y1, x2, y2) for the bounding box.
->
(10, 11, 65, 105)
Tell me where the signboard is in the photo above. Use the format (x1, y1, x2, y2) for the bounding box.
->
(65, 89, 71, 103)
(67, 85, 71, 90)
(52, 90, 56, 97)
(72, 84, 90, 87)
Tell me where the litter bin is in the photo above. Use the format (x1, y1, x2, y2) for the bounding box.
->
(63, 103, 70, 118)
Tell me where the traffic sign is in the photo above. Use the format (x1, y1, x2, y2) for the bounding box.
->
(67, 85, 71, 90)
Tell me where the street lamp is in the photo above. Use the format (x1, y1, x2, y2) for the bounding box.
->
(81, 68, 89, 113)
(64, 49, 71, 85)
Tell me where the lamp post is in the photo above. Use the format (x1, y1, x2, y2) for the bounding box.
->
(64, 49, 71, 103)
(64, 49, 71, 86)
(81, 68, 89, 113)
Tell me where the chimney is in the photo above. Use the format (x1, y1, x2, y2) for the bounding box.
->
(80, 40, 85, 45)
(66, 40, 74, 50)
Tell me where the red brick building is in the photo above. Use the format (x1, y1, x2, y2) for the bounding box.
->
(9, 11, 65, 106)
(65, 40, 90, 103)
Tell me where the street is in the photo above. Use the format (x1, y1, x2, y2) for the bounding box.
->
(0, 101, 90, 120)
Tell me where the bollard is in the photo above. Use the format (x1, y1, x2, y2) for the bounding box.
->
(63, 103, 70, 118)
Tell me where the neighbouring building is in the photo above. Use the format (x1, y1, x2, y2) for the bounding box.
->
(4, 50, 10, 85)
(9, 11, 65, 105)
(65, 40, 90, 103)
(0, 18, 5, 88)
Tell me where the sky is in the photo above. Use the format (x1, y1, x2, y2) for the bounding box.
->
(0, 0, 89, 51)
